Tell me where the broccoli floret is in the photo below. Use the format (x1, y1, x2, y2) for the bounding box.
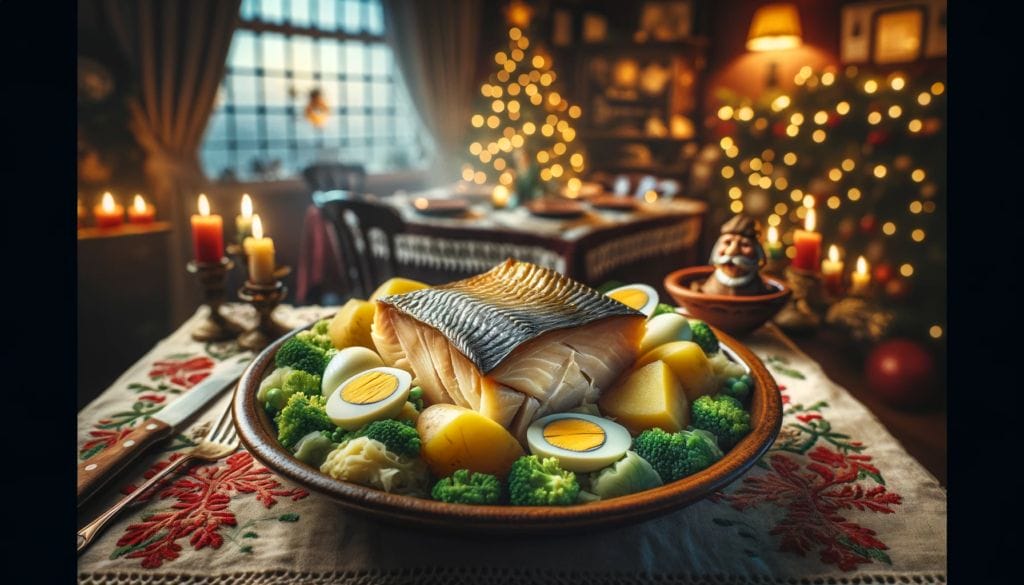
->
(275, 393, 334, 449)
(632, 428, 724, 482)
(431, 469, 502, 504)
(357, 419, 421, 458)
(691, 395, 752, 450)
(651, 303, 678, 317)
(296, 326, 333, 352)
(312, 318, 331, 336)
(275, 336, 332, 376)
(408, 386, 424, 412)
(719, 374, 753, 403)
(283, 369, 322, 397)
(507, 455, 580, 506)
(688, 320, 720, 355)
(328, 426, 356, 444)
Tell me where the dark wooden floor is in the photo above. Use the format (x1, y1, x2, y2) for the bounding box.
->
(788, 327, 947, 486)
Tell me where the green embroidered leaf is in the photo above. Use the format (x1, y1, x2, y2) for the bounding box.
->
(857, 468, 886, 486)
(242, 532, 258, 539)
(239, 545, 254, 554)
(278, 513, 300, 522)
(865, 547, 892, 564)
(165, 353, 194, 359)
(109, 532, 167, 560)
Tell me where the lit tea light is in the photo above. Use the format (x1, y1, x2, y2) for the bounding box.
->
(414, 197, 430, 210)
(491, 186, 510, 209)
(765, 225, 784, 259)
(821, 244, 844, 296)
(190, 194, 224, 263)
(236, 193, 254, 240)
(792, 204, 822, 271)
(850, 256, 871, 296)
(243, 214, 276, 284)
(128, 194, 155, 224)
(94, 192, 125, 228)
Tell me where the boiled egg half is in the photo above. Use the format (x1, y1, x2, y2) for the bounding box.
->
(605, 283, 659, 318)
(526, 412, 631, 472)
(326, 366, 412, 430)
(638, 312, 693, 355)
(322, 346, 385, 399)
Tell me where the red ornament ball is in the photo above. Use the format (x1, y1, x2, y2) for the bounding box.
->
(772, 120, 788, 138)
(859, 214, 877, 234)
(873, 262, 894, 285)
(865, 339, 936, 408)
(885, 277, 912, 301)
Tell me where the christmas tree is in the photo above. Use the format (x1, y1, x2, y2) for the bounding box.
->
(462, 1, 585, 203)
(708, 65, 946, 345)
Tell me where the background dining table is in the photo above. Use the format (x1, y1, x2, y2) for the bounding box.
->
(77, 303, 947, 585)
(296, 186, 708, 302)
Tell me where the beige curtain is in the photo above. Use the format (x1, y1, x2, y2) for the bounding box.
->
(381, 0, 482, 182)
(97, 0, 241, 324)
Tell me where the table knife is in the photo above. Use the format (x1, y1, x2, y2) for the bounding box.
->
(76, 357, 251, 506)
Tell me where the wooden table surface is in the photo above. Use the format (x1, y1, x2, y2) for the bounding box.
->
(787, 327, 947, 486)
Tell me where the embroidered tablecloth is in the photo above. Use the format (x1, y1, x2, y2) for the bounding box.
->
(77, 304, 947, 584)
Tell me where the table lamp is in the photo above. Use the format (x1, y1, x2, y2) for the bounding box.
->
(746, 3, 803, 88)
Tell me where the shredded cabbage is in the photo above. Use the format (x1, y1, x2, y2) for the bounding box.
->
(257, 366, 295, 402)
(320, 436, 429, 496)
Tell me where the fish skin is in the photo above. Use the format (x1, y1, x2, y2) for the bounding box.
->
(377, 258, 644, 374)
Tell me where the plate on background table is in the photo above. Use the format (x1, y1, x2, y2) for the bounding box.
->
(589, 196, 638, 212)
(525, 198, 587, 218)
(233, 319, 782, 534)
(411, 197, 470, 217)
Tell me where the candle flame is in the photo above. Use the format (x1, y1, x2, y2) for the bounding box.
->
(198, 194, 210, 216)
(805, 207, 816, 231)
(101, 192, 115, 213)
(133, 195, 146, 213)
(828, 245, 840, 263)
(856, 255, 869, 274)
(252, 214, 264, 239)
(767, 225, 778, 244)
(241, 194, 253, 218)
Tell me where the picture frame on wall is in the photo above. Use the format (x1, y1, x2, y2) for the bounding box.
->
(840, 0, 946, 64)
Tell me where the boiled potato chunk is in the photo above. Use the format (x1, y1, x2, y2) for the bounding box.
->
(328, 299, 376, 350)
(599, 360, 689, 435)
(417, 404, 525, 478)
(369, 277, 429, 301)
(634, 341, 718, 402)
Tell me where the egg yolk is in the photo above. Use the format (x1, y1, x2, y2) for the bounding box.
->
(341, 371, 399, 405)
(543, 418, 606, 452)
(608, 289, 649, 311)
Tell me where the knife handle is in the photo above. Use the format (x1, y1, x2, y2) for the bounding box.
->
(77, 419, 173, 506)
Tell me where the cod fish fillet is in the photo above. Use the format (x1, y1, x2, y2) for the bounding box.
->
(371, 259, 645, 439)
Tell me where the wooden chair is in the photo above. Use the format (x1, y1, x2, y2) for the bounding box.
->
(313, 191, 406, 298)
(302, 162, 367, 194)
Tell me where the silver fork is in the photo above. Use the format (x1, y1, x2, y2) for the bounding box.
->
(77, 403, 240, 554)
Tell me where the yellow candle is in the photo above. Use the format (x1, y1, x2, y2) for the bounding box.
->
(243, 214, 276, 284)
(236, 193, 254, 241)
(850, 256, 871, 296)
(821, 244, 844, 295)
(491, 185, 510, 209)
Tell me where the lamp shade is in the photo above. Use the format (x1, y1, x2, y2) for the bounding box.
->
(746, 3, 803, 52)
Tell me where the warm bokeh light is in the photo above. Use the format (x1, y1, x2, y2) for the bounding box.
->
(768, 225, 779, 243)
(836, 101, 850, 115)
(900, 263, 914, 277)
(882, 221, 896, 235)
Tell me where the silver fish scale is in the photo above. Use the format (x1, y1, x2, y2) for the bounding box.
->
(377, 259, 643, 373)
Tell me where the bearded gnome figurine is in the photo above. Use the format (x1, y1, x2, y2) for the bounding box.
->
(699, 214, 771, 296)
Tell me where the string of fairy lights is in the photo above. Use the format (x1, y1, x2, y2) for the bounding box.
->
(713, 65, 946, 340)
(462, 24, 586, 193)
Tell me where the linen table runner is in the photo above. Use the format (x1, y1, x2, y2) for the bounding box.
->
(78, 304, 946, 584)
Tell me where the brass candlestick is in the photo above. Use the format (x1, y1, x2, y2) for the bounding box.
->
(773, 265, 822, 332)
(187, 257, 245, 341)
(237, 276, 290, 351)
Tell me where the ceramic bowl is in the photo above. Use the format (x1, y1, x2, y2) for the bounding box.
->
(663, 266, 792, 337)
(233, 320, 782, 534)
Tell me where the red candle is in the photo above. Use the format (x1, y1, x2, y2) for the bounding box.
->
(94, 192, 125, 228)
(792, 207, 822, 271)
(190, 194, 224, 263)
(128, 194, 156, 224)
(821, 244, 844, 296)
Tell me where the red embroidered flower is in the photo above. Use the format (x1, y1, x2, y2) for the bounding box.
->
(112, 451, 308, 569)
(149, 356, 216, 389)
